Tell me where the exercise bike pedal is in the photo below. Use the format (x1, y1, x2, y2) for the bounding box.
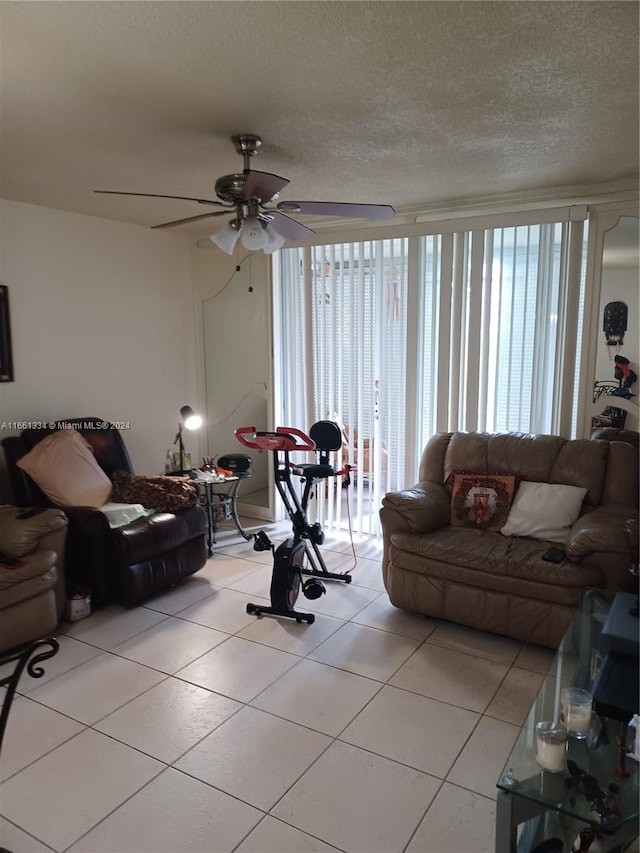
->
(309, 522, 324, 545)
(252, 531, 272, 552)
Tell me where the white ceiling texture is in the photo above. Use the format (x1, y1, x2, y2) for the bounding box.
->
(0, 1, 638, 239)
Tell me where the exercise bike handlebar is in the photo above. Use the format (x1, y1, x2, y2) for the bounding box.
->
(235, 425, 316, 452)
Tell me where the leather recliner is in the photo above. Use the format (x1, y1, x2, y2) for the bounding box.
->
(380, 431, 639, 648)
(2, 418, 208, 608)
(0, 506, 68, 653)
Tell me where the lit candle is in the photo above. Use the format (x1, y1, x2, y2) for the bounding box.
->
(536, 722, 567, 772)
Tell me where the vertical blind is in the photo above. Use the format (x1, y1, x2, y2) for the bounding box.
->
(274, 210, 588, 536)
(274, 240, 408, 535)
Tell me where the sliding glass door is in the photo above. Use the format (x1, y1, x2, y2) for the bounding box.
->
(273, 240, 407, 535)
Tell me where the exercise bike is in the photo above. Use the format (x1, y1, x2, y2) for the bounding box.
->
(235, 421, 352, 624)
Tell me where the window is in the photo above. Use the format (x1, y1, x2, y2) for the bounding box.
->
(274, 208, 587, 536)
(418, 220, 586, 443)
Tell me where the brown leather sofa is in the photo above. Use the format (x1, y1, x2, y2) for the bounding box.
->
(2, 418, 208, 608)
(380, 431, 639, 648)
(0, 506, 68, 653)
(590, 426, 639, 448)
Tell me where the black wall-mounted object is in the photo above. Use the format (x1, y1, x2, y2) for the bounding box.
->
(0, 284, 14, 382)
(603, 300, 628, 347)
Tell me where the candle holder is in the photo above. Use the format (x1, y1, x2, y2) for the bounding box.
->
(535, 721, 567, 773)
(560, 687, 593, 739)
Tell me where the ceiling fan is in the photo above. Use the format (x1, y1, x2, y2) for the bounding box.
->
(95, 134, 396, 254)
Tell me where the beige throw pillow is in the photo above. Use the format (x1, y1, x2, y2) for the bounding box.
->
(501, 481, 587, 545)
(17, 428, 112, 508)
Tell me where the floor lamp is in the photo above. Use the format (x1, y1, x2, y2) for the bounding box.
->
(174, 405, 203, 473)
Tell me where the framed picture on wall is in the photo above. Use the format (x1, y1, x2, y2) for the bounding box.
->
(0, 284, 14, 382)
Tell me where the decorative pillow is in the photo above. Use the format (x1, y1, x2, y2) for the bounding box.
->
(110, 470, 197, 513)
(450, 471, 517, 532)
(17, 428, 112, 508)
(501, 481, 587, 544)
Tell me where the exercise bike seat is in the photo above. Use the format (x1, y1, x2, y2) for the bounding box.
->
(293, 421, 342, 481)
(291, 462, 335, 480)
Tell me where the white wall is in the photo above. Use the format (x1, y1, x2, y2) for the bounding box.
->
(191, 246, 273, 517)
(0, 199, 198, 500)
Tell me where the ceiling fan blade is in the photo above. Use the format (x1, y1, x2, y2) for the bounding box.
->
(267, 211, 316, 240)
(242, 170, 290, 203)
(277, 201, 396, 220)
(94, 190, 225, 207)
(151, 211, 232, 230)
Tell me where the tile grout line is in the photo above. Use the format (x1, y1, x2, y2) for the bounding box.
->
(2, 521, 523, 852)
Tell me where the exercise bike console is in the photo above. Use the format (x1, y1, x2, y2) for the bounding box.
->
(235, 422, 352, 624)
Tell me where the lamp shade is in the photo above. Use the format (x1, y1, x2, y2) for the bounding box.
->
(180, 405, 203, 431)
(263, 224, 286, 254)
(239, 216, 268, 250)
(210, 222, 240, 255)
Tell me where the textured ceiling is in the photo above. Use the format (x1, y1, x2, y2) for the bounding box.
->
(0, 1, 638, 237)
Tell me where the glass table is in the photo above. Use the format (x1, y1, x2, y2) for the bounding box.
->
(496, 589, 639, 853)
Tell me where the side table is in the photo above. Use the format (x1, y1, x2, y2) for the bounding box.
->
(193, 474, 252, 556)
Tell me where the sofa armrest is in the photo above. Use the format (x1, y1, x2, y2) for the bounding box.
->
(57, 507, 118, 608)
(566, 505, 638, 561)
(381, 482, 450, 535)
(0, 506, 68, 559)
(62, 506, 112, 536)
(380, 482, 450, 586)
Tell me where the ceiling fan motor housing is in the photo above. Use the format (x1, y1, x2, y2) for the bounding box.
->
(215, 173, 248, 204)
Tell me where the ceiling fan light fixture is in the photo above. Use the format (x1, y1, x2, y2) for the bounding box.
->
(210, 221, 241, 254)
(239, 216, 268, 250)
(263, 224, 286, 254)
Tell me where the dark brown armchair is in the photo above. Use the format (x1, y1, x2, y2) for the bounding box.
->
(2, 418, 208, 608)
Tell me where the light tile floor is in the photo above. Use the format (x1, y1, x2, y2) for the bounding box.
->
(0, 518, 556, 853)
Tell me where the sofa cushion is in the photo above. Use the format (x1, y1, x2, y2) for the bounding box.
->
(443, 432, 565, 485)
(440, 432, 608, 507)
(450, 472, 516, 532)
(501, 481, 587, 544)
(17, 428, 112, 508)
(0, 506, 68, 559)
(389, 527, 602, 592)
(547, 439, 608, 507)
